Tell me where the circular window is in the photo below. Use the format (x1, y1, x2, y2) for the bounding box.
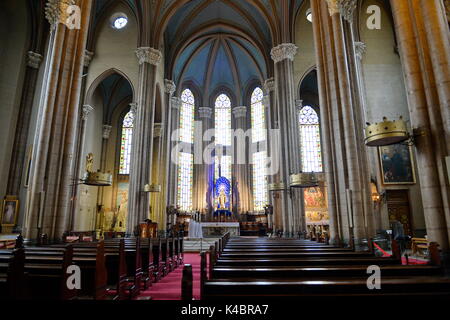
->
(111, 13, 128, 30)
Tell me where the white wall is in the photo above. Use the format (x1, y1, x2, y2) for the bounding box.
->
(86, 3, 139, 95)
(360, 0, 425, 234)
(294, 2, 316, 93)
(0, 1, 28, 200)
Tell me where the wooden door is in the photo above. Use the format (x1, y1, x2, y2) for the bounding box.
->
(386, 190, 413, 236)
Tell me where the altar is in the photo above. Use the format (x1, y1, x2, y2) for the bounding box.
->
(201, 222, 240, 237)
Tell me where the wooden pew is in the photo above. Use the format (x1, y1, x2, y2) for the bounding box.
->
(141, 238, 154, 289)
(104, 239, 128, 300)
(0, 248, 26, 299)
(152, 238, 165, 282)
(123, 237, 143, 298)
(203, 238, 450, 299)
(23, 245, 76, 300)
(162, 238, 173, 275)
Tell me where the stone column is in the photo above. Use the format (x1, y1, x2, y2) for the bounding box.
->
(194, 106, 213, 217)
(161, 80, 176, 227)
(310, 0, 349, 245)
(264, 79, 283, 232)
(6, 51, 43, 197)
(167, 96, 182, 208)
(24, 0, 93, 241)
(390, 0, 450, 251)
(127, 47, 162, 235)
(150, 123, 164, 226)
(232, 106, 252, 215)
(69, 49, 95, 232)
(270, 43, 302, 237)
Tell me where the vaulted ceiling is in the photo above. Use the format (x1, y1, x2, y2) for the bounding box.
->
(89, 0, 305, 101)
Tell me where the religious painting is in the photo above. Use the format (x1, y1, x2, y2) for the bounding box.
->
(1, 199, 19, 226)
(304, 187, 327, 209)
(379, 144, 416, 185)
(305, 211, 329, 225)
(115, 182, 129, 231)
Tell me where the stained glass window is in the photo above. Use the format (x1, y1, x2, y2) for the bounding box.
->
(214, 155, 232, 182)
(215, 94, 232, 147)
(250, 87, 269, 211)
(177, 152, 194, 211)
(180, 89, 195, 144)
(176, 89, 196, 211)
(299, 106, 323, 172)
(119, 111, 134, 174)
(253, 151, 269, 212)
(251, 87, 266, 143)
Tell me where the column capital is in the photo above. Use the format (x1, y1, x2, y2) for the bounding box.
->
(136, 47, 162, 66)
(232, 106, 247, 119)
(129, 102, 138, 116)
(153, 123, 164, 138)
(325, 0, 339, 16)
(295, 99, 304, 111)
(198, 107, 213, 119)
(82, 104, 94, 121)
(264, 78, 275, 93)
(164, 79, 176, 96)
(45, 0, 61, 30)
(270, 43, 298, 63)
(102, 125, 112, 139)
(45, 0, 77, 30)
(354, 41, 366, 60)
(84, 50, 94, 68)
(27, 51, 43, 69)
(338, 0, 357, 22)
(171, 97, 182, 109)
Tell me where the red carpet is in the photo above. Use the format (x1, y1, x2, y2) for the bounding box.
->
(374, 242, 428, 265)
(138, 253, 201, 300)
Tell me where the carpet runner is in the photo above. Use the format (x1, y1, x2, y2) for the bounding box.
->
(137, 253, 201, 300)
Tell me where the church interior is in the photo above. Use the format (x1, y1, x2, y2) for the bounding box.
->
(0, 0, 450, 302)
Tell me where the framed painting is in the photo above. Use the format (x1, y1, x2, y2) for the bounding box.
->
(1, 199, 19, 226)
(378, 144, 416, 185)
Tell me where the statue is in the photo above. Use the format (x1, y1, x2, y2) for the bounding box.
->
(86, 153, 94, 173)
(218, 188, 227, 209)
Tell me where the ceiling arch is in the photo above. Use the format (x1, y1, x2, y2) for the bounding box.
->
(165, 0, 279, 103)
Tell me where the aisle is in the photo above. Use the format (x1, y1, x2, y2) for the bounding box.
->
(138, 253, 201, 300)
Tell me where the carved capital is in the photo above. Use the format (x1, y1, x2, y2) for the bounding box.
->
(136, 47, 162, 66)
(171, 97, 182, 109)
(354, 41, 366, 60)
(164, 79, 176, 96)
(232, 106, 247, 119)
(270, 43, 298, 63)
(198, 107, 213, 119)
(27, 51, 43, 69)
(264, 77, 275, 93)
(129, 102, 138, 118)
(325, 0, 339, 16)
(102, 125, 112, 139)
(338, 0, 357, 22)
(45, 0, 76, 30)
(84, 50, 94, 68)
(82, 104, 94, 121)
(295, 99, 304, 111)
(153, 123, 164, 138)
